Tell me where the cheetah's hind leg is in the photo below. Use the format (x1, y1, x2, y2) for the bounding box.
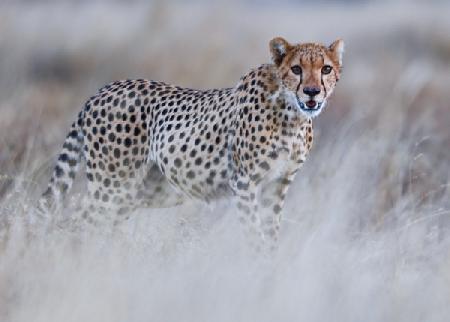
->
(63, 163, 186, 231)
(136, 163, 186, 209)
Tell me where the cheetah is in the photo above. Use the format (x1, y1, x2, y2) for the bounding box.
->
(39, 37, 344, 250)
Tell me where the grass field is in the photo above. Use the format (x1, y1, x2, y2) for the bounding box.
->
(0, 1, 449, 321)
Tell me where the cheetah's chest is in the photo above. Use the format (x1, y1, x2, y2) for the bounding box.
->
(264, 128, 310, 181)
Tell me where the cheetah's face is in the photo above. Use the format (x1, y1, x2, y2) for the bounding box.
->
(270, 37, 344, 118)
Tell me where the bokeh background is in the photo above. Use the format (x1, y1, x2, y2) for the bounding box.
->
(0, 1, 449, 321)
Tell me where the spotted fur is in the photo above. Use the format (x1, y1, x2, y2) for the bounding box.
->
(39, 37, 344, 250)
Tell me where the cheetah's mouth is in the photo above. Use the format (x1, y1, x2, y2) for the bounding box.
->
(296, 96, 322, 113)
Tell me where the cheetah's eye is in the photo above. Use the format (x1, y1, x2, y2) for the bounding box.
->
(291, 65, 302, 75)
(321, 65, 332, 75)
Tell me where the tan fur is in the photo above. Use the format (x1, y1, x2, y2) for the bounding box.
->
(40, 37, 344, 252)
(270, 38, 343, 112)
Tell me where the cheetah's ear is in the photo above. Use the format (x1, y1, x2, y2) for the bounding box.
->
(329, 39, 345, 66)
(269, 37, 292, 66)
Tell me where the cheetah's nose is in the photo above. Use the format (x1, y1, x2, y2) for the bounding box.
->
(303, 87, 321, 97)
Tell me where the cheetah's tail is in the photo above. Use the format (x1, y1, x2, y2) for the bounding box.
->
(38, 119, 84, 215)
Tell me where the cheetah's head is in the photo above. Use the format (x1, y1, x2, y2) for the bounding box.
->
(270, 37, 344, 118)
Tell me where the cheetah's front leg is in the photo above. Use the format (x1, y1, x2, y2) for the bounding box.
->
(231, 177, 267, 252)
(259, 169, 299, 250)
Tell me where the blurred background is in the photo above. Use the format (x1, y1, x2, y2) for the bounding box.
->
(0, 1, 449, 322)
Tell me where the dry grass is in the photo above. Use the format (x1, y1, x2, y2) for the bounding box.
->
(0, 1, 449, 321)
